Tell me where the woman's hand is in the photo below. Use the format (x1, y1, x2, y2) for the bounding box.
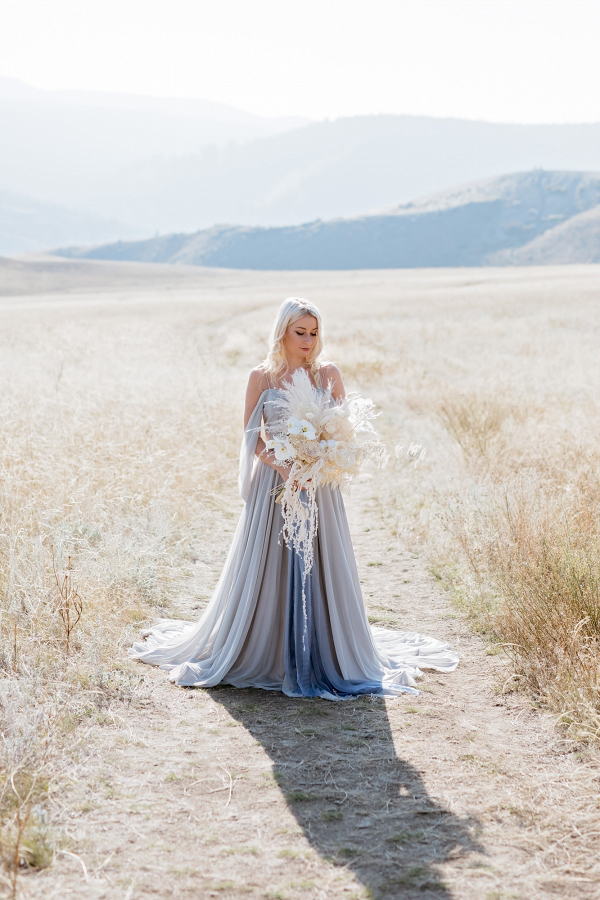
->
(256, 442, 291, 481)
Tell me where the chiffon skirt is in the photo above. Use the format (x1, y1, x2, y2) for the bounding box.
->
(130, 453, 459, 700)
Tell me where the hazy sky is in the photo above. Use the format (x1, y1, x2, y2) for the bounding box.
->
(2, 0, 599, 123)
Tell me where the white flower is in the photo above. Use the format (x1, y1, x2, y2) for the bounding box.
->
(319, 439, 338, 451)
(298, 419, 317, 440)
(286, 416, 303, 434)
(274, 438, 297, 461)
(265, 439, 276, 450)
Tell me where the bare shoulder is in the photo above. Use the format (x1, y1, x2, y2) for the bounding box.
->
(321, 363, 342, 381)
(247, 366, 269, 392)
(320, 363, 345, 400)
(320, 363, 344, 387)
(244, 367, 270, 426)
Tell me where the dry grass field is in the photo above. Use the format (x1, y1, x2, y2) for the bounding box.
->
(1, 255, 600, 899)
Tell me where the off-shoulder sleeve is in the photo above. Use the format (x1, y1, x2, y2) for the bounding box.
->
(238, 393, 265, 502)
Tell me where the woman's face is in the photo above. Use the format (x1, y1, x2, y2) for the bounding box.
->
(282, 314, 319, 362)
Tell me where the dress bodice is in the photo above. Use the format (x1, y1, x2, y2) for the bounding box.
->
(239, 386, 329, 502)
(262, 388, 284, 429)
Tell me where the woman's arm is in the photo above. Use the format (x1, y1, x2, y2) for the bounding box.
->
(244, 368, 290, 481)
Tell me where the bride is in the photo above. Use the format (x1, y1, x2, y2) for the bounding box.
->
(130, 298, 458, 699)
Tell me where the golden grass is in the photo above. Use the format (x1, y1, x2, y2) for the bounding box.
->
(1, 260, 600, 892)
(320, 265, 600, 743)
(443, 455, 600, 740)
(371, 379, 600, 742)
(0, 309, 243, 888)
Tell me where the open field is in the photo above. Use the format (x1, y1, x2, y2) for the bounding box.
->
(1, 257, 600, 899)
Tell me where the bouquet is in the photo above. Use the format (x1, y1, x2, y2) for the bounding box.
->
(266, 368, 388, 581)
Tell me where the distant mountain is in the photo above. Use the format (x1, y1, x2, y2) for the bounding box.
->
(0, 191, 135, 255)
(0, 77, 305, 128)
(0, 77, 308, 209)
(56, 171, 600, 269)
(76, 116, 600, 233)
(2, 80, 600, 236)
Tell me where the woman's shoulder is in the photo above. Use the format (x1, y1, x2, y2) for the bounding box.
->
(318, 363, 344, 400)
(319, 362, 342, 379)
(247, 365, 271, 392)
(318, 362, 343, 386)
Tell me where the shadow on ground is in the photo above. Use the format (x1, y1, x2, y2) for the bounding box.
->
(211, 686, 483, 899)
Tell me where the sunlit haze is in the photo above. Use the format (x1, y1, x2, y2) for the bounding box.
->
(2, 0, 600, 123)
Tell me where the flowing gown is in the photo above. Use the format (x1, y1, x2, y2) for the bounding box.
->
(130, 388, 459, 699)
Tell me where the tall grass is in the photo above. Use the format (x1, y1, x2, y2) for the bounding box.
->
(443, 446, 600, 740)
(0, 313, 244, 888)
(2, 263, 600, 890)
(326, 278, 600, 743)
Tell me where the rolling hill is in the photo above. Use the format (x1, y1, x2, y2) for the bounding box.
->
(492, 205, 600, 265)
(0, 190, 135, 256)
(56, 171, 600, 269)
(0, 77, 308, 212)
(81, 117, 600, 234)
(3, 79, 600, 238)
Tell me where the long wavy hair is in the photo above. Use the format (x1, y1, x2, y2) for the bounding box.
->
(262, 298, 324, 382)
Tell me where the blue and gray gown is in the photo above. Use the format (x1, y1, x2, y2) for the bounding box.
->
(130, 388, 458, 699)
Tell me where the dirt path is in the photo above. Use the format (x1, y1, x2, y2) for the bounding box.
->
(21, 484, 600, 900)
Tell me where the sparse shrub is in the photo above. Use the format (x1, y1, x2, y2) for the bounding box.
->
(448, 474, 600, 738)
(19, 805, 56, 870)
(51, 551, 83, 654)
(320, 809, 343, 821)
(286, 790, 315, 802)
(0, 684, 61, 896)
(437, 393, 518, 461)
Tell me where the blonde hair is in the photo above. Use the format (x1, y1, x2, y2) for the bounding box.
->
(262, 298, 324, 382)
